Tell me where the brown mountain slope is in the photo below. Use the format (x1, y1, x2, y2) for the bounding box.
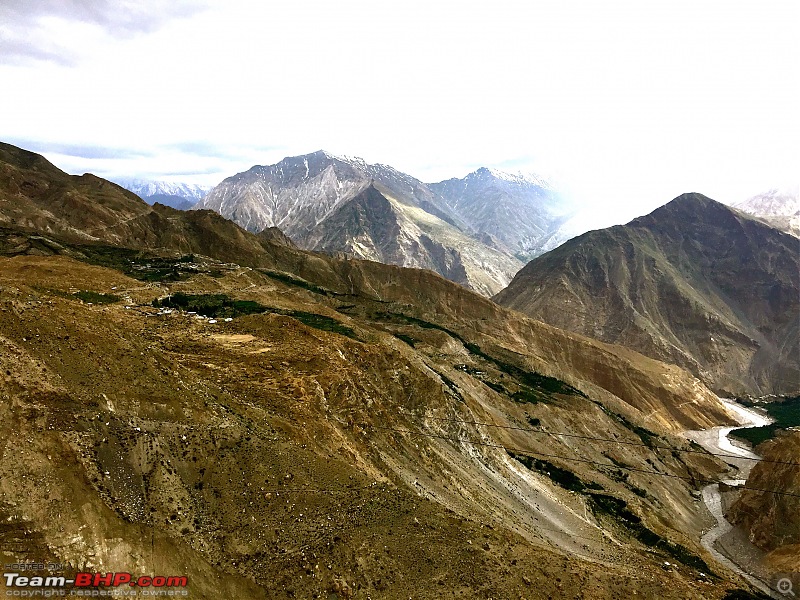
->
(494, 193, 800, 396)
(0, 142, 740, 433)
(252, 252, 732, 433)
(0, 144, 765, 597)
(0, 253, 758, 599)
(0, 141, 288, 267)
(0, 142, 151, 241)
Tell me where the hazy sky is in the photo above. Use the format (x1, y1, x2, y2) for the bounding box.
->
(1, 0, 797, 219)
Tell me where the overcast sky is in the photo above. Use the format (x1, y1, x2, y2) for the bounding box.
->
(1, 0, 797, 219)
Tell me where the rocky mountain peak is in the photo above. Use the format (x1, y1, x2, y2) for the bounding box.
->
(630, 193, 727, 225)
(495, 192, 800, 396)
(192, 151, 521, 295)
(627, 192, 789, 243)
(735, 186, 799, 215)
(430, 166, 573, 260)
(456, 166, 552, 189)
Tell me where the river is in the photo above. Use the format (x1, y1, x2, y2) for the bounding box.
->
(684, 398, 780, 598)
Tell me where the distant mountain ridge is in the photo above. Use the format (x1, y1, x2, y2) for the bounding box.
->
(495, 193, 800, 396)
(430, 166, 577, 260)
(113, 177, 211, 210)
(733, 186, 799, 237)
(194, 151, 459, 234)
(0, 141, 286, 266)
(194, 151, 526, 296)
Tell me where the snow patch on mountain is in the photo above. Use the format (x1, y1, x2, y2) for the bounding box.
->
(430, 167, 576, 260)
(482, 167, 553, 189)
(194, 151, 520, 296)
(733, 186, 799, 236)
(113, 178, 212, 203)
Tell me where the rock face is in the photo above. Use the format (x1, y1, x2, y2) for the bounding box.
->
(430, 167, 576, 260)
(494, 193, 800, 396)
(728, 432, 800, 570)
(733, 186, 799, 237)
(194, 151, 523, 296)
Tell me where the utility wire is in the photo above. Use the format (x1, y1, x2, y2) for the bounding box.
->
(420, 416, 800, 467)
(258, 483, 613, 546)
(366, 424, 800, 499)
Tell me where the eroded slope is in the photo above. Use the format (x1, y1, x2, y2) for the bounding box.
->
(0, 252, 761, 599)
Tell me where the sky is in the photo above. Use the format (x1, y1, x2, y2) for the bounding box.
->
(1, 0, 797, 221)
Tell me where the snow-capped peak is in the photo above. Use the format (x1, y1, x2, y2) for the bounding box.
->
(113, 178, 211, 201)
(471, 167, 552, 189)
(734, 185, 799, 218)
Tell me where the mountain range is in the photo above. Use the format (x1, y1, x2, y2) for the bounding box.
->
(495, 193, 800, 397)
(113, 177, 211, 210)
(193, 152, 576, 295)
(1, 139, 778, 598)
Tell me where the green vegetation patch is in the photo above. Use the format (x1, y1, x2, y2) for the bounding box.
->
(596, 403, 659, 448)
(152, 293, 358, 340)
(729, 396, 800, 447)
(260, 270, 338, 296)
(373, 312, 457, 337)
(393, 333, 417, 347)
(154, 292, 265, 318)
(508, 451, 603, 493)
(73, 290, 120, 304)
(463, 342, 584, 396)
(588, 493, 712, 573)
(288, 310, 358, 339)
(373, 311, 586, 404)
(483, 380, 507, 394)
(75, 245, 202, 282)
(510, 388, 552, 405)
(455, 363, 507, 393)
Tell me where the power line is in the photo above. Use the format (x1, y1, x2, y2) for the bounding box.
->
(258, 484, 383, 495)
(366, 424, 800, 499)
(258, 484, 613, 547)
(420, 416, 800, 467)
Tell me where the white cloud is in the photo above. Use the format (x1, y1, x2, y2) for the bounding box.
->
(0, 0, 797, 214)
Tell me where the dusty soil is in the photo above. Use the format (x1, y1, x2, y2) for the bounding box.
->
(0, 255, 766, 598)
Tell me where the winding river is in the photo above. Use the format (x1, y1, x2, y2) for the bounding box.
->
(685, 399, 778, 598)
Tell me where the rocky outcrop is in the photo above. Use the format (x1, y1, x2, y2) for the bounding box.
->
(728, 432, 800, 570)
